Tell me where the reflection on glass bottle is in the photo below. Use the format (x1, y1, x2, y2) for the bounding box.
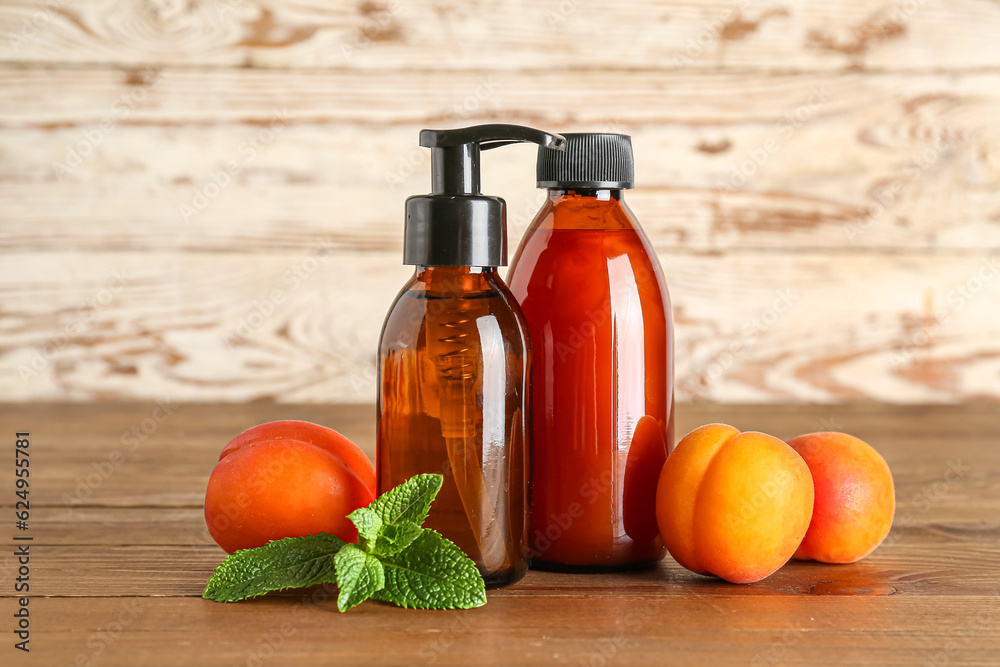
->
(507, 133, 674, 571)
(378, 266, 530, 587)
(377, 123, 565, 587)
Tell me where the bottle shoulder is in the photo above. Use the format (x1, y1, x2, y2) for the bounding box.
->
(520, 193, 645, 234)
(379, 274, 530, 356)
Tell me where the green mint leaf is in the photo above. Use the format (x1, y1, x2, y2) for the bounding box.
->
(348, 506, 383, 544)
(366, 473, 443, 528)
(333, 543, 386, 612)
(370, 520, 423, 558)
(376, 529, 486, 610)
(203, 473, 481, 612)
(203, 532, 345, 603)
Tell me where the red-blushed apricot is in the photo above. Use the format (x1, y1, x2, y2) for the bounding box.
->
(205, 439, 376, 553)
(655, 424, 814, 584)
(220, 420, 375, 493)
(787, 432, 895, 563)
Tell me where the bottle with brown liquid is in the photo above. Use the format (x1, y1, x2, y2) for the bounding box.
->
(507, 133, 675, 571)
(377, 124, 566, 587)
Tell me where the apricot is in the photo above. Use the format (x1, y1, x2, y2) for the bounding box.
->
(787, 432, 895, 563)
(205, 426, 376, 553)
(220, 420, 375, 492)
(655, 424, 814, 584)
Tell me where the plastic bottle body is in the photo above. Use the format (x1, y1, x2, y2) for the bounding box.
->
(377, 266, 530, 588)
(507, 189, 674, 570)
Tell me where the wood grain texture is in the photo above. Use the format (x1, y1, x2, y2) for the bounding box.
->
(2, 0, 1000, 71)
(3, 251, 999, 403)
(1, 0, 999, 403)
(2, 402, 997, 511)
(2, 69, 999, 253)
(10, 596, 999, 667)
(0, 402, 998, 666)
(10, 541, 1000, 598)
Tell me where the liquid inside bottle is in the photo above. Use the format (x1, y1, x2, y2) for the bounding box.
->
(377, 266, 530, 587)
(507, 189, 674, 570)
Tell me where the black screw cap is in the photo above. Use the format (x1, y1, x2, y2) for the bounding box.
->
(536, 133, 634, 189)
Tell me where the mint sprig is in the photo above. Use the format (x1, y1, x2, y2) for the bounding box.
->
(377, 529, 487, 609)
(333, 543, 385, 611)
(203, 532, 345, 603)
(202, 474, 487, 611)
(365, 472, 442, 525)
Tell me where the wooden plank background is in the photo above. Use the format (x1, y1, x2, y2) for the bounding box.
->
(1, 0, 999, 403)
(2, 402, 998, 665)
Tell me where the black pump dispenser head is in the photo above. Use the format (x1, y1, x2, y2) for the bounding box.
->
(403, 124, 566, 267)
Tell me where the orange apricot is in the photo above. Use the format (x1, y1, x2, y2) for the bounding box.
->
(787, 432, 895, 563)
(220, 420, 375, 492)
(655, 424, 814, 584)
(205, 438, 375, 554)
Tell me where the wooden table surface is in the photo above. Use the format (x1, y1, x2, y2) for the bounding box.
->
(1, 402, 998, 666)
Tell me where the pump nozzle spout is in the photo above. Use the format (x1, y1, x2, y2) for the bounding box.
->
(403, 124, 566, 267)
(419, 124, 566, 195)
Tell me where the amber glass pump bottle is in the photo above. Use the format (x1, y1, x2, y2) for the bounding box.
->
(507, 133, 675, 571)
(377, 124, 566, 588)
